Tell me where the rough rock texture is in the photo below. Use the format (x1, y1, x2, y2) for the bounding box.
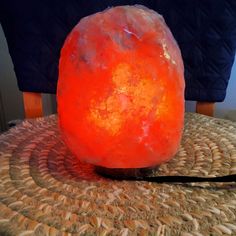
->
(57, 5, 185, 168)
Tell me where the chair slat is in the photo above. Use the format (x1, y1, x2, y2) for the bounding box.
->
(23, 92, 43, 118)
(196, 102, 215, 117)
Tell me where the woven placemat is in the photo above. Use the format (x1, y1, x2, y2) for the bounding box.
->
(0, 113, 236, 236)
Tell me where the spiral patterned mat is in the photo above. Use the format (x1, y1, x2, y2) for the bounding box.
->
(0, 113, 236, 236)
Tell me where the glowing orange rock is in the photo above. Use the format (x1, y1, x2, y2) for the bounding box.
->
(57, 5, 185, 168)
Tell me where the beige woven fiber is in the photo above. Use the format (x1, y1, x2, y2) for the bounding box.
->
(0, 113, 236, 236)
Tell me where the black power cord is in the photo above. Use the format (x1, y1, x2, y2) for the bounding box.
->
(95, 166, 236, 183)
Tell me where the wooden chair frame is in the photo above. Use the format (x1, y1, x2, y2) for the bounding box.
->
(23, 92, 215, 119)
(196, 102, 215, 117)
(23, 92, 43, 118)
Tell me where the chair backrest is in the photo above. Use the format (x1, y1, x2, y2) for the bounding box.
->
(23, 92, 215, 119)
(3, 1, 233, 119)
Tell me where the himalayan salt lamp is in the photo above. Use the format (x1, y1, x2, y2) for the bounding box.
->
(57, 5, 185, 169)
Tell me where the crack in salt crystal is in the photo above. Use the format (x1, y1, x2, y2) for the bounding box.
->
(162, 43, 176, 64)
(163, 43, 171, 60)
(145, 143, 154, 152)
(142, 121, 149, 137)
(138, 121, 150, 142)
(123, 28, 141, 40)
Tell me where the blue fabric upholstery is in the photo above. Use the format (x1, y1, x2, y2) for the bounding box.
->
(1, 0, 236, 102)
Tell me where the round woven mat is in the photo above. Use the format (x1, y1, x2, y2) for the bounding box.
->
(0, 113, 236, 236)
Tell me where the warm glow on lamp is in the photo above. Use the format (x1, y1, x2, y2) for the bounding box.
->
(57, 5, 185, 169)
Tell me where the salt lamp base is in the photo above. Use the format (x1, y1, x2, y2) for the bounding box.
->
(95, 165, 157, 180)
